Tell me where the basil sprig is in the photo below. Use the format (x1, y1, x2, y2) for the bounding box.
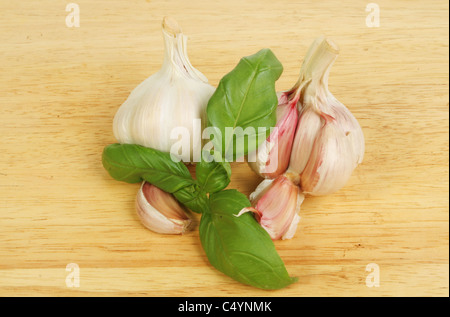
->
(102, 49, 297, 290)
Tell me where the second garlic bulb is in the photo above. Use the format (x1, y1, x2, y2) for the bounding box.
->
(288, 38, 365, 196)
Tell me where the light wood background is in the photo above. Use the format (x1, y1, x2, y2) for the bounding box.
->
(0, 0, 448, 297)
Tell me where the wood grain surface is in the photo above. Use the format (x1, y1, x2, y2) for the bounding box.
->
(0, 0, 448, 296)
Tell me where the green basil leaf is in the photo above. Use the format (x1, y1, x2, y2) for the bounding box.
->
(102, 143, 194, 190)
(196, 157, 231, 194)
(102, 143, 208, 213)
(206, 49, 283, 161)
(199, 190, 297, 290)
(173, 185, 209, 214)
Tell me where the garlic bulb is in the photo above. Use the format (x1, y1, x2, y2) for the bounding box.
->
(237, 173, 305, 240)
(247, 92, 299, 179)
(136, 181, 193, 234)
(288, 37, 365, 196)
(113, 17, 215, 161)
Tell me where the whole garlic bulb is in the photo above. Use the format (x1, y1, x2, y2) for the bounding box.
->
(113, 17, 215, 161)
(288, 38, 365, 196)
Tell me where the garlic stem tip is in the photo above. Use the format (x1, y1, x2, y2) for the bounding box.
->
(324, 38, 340, 54)
(162, 16, 182, 35)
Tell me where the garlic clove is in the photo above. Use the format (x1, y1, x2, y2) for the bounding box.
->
(300, 115, 357, 196)
(247, 93, 299, 179)
(241, 173, 304, 240)
(136, 181, 193, 234)
(289, 107, 322, 174)
(287, 38, 365, 196)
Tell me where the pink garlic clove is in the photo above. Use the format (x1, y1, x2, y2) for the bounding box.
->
(136, 181, 193, 234)
(239, 173, 304, 240)
(247, 93, 299, 179)
(300, 114, 357, 196)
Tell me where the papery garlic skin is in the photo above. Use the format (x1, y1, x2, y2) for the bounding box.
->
(288, 38, 365, 196)
(136, 181, 192, 234)
(240, 173, 304, 240)
(113, 17, 215, 161)
(247, 93, 299, 179)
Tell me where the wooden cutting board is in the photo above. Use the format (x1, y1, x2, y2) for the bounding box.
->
(0, 0, 448, 296)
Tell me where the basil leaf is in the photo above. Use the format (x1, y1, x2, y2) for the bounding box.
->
(206, 49, 283, 161)
(199, 190, 297, 290)
(196, 158, 231, 194)
(173, 185, 209, 214)
(102, 143, 208, 213)
(102, 143, 194, 189)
